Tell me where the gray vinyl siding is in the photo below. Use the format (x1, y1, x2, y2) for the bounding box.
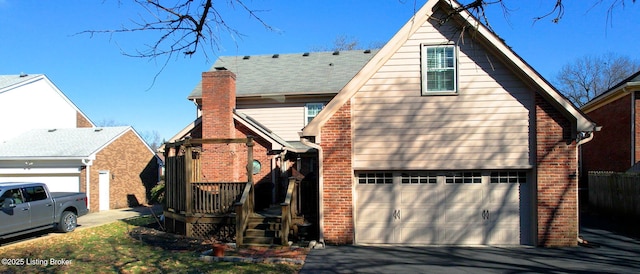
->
(352, 15, 534, 170)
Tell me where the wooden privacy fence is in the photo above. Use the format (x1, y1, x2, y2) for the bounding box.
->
(588, 171, 640, 218)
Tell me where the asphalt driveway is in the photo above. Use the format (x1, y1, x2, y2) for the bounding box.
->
(301, 217, 640, 273)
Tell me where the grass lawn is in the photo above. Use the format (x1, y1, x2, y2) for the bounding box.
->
(0, 216, 301, 273)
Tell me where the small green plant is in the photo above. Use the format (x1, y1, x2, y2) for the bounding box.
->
(150, 181, 165, 204)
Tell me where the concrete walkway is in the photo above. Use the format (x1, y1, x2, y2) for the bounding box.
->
(301, 222, 640, 273)
(76, 204, 163, 230)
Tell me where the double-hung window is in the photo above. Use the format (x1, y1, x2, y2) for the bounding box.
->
(305, 103, 324, 125)
(422, 44, 457, 94)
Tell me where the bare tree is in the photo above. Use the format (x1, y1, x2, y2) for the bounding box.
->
(81, 0, 634, 62)
(81, 0, 274, 61)
(554, 53, 640, 106)
(441, 0, 636, 31)
(140, 130, 163, 152)
(311, 35, 384, 52)
(96, 119, 128, 127)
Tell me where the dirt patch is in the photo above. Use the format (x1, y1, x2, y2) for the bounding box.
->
(128, 224, 308, 262)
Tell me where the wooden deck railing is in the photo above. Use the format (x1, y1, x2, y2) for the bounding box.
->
(280, 178, 298, 245)
(234, 181, 255, 246)
(191, 182, 246, 214)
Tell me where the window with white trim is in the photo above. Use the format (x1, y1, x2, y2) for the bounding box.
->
(422, 44, 457, 94)
(305, 103, 324, 125)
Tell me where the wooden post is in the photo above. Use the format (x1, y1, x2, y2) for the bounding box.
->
(185, 145, 193, 215)
(246, 136, 254, 185)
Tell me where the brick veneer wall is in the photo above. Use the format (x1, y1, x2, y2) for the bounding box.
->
(81, 130, 158, 212)
(320, 101, 354, 244)
(76, 111, 93, 128)
(535, 93, 578, 247)
(582, 94, 632, 172)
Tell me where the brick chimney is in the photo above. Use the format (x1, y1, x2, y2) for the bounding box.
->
(202, 69, 236, 139)
(201, 69, 238, 181)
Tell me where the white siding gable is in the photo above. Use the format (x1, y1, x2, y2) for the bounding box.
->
(0, 77, 80, 143)
(352, 11, 533, 170)
(237, 96, 332, 142)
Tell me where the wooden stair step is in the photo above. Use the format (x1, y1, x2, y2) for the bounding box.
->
(242, 236, 275, 245)
(245, 228, 276, 237)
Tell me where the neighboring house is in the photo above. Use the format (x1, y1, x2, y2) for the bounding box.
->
(173, 0, 597, 247)
(0, 127, 160, 212)
(581, 70, 640, 173)
(0, 74, 94, 143)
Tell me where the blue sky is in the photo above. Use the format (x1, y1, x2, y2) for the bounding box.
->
(0, 0, 638, 142)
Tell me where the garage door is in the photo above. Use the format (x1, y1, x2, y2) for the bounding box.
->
(356, 171, 528, 245)
(0, 175, 80, 192)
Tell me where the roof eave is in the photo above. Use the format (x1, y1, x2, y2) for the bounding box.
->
(582, 82, 640, 113)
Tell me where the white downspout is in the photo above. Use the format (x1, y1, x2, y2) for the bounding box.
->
(576, 129, 597, 244)
(301, 137, 325, 248)
(82, 159, 93, 210)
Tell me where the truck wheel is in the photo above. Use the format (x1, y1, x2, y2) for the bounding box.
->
(58, 211, 77, 233)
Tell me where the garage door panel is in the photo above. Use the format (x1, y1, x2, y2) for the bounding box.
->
(399, 223, 440, 244)
(443, 224, 485, 245)
(356, 224, 395, 244)
(445, 206, 483, 224)
(486, 184, 520, 204)
(486, 226, 520, 244)
(357, 204, 394, 223)
(445, 188, 483, 205)
(399, 187, 440, 205)
(357, 186, 394, 206)
(400, 207, 442, 224)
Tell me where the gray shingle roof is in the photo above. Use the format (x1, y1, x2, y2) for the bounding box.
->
(0, 74, 43, 91)
(187, 50, 379, 99)
(0, 127, 131, 159)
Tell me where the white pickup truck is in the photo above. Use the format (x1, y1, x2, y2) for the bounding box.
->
(0, 182, 89, 240)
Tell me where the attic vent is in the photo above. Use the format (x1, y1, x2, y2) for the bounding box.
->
(19, 72, 28, 77)
(243, 56, 250, 60)
(214, 67, 227, 71)
(48, 129, 57, 132)
(332, 51, 340, 55)
(94, 128, 103, 132)
(272, 54, 279, 58)
(302, 52, 310, 57)
(363, 49, 371, 54)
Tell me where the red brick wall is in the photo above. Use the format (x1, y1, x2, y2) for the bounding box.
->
(582, 94, 632, 172)
(535, 93, 578, 247)
(320, 100, 354, 244)
(201, 70, 238, 182)
(81, 130, 158, 212)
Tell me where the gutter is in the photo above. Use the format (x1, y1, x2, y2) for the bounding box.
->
(300, 137, 325, 249)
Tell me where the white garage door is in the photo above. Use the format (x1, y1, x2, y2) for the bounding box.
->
(0, 175, 80, 192)
(356, 171, 528, 245)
